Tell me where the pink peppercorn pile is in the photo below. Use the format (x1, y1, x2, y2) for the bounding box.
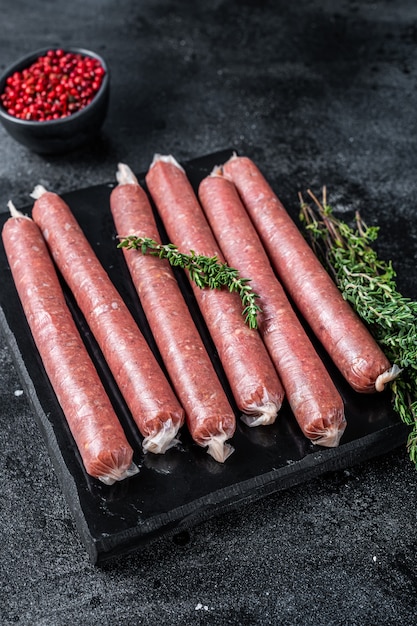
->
(0, 49, 106, 121)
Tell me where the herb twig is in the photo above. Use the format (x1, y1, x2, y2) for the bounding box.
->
(299, 187, 417, 465)
(118, 235, 262, 329)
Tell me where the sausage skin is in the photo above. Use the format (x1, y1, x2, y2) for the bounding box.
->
(145, 154, 285, 427)
(199, 172, 346, 447)
(110, 165, 236, 462)
(31, 188, 185, 454)
(2, 213, 137, 484)
(222, 155, 394, 394)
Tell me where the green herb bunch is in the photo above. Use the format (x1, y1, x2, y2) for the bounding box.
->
(118, 235, 261, 329)
(299, 187, 417, 465)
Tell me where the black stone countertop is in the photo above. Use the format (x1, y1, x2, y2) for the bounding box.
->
(1, 1, 417, 624)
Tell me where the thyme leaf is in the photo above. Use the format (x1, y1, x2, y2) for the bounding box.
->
(299, 187, 417, 466)
(118, 235, 262, 329)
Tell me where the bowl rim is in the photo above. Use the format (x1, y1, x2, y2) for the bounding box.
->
(0, 46, 109, 128)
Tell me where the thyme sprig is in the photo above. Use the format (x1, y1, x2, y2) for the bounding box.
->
(299, 187, 417, 465)
(118, 235, 262, 329)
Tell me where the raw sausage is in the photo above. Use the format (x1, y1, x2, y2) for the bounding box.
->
(145, 154, 285, 427)
(110, 163, 235, 462)
(2, 208, 137, 484)
(199, 171, 346, 447)
(31, 187, 185, 454)
(222, 154, 396, 394)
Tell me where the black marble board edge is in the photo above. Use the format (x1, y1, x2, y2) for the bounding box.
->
(90, 419, 408, 564)
(0, 306, 97, 561)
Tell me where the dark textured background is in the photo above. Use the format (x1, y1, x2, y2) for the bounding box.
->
(1, 1, 417, 624)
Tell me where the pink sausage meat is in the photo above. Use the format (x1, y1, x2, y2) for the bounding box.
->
(222, 155, 394, 394)
(145, 154, 285, 427)
(2, 212, 137, 484)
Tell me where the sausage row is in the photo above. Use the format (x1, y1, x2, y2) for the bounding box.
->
(2, 153, 398, 484)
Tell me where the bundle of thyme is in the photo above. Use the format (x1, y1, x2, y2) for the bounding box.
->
(118, 235, 261, 329)
(299, 187, 417, 465)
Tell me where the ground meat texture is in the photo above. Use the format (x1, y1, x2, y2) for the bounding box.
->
(31, 189, 184, 454)
(222, 155, 393, 394)
(110, 168, 235, 462)
(199, 172, 346, 447)
(1, 214, 137, 484)
(145, 154, 285, 428)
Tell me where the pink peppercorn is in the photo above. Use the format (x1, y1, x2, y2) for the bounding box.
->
(0, 49, 106, 121)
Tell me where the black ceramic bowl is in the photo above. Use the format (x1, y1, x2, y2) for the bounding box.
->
(0, 47, 110, 155)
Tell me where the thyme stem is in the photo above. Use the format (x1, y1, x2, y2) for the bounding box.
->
(299, 189, 417, 466)
(118, 235, 262, 329)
